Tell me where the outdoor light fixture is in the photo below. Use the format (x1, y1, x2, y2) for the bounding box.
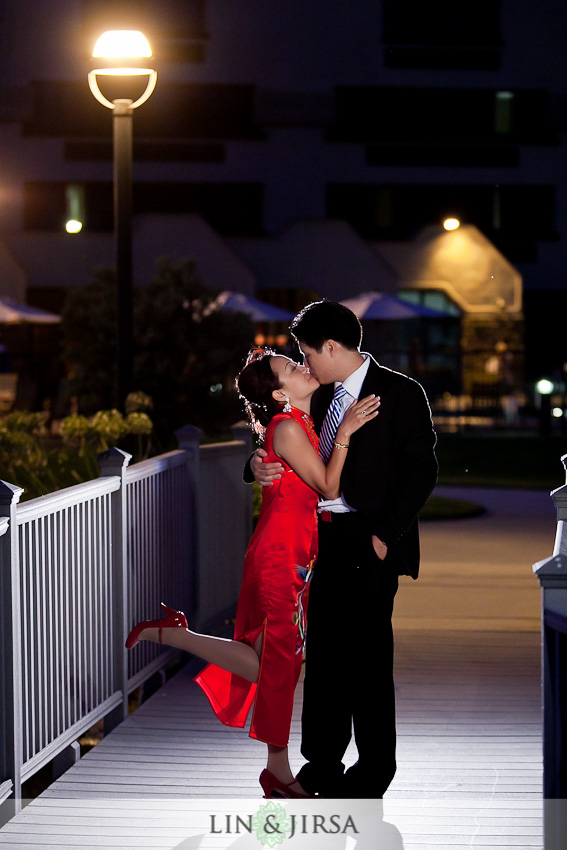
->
(443, 218, 461, 231)
(536, 379, 554, 395)
(88, 30, 157, 110)
(536, 378, 554, 436)
(65, 220, 83, 234)
(88, 30, 157, 408)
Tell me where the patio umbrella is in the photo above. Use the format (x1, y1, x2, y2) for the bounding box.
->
(340, 291, 449, 320)
(214, 291, 294, 322)
(0, 297, 62, 324)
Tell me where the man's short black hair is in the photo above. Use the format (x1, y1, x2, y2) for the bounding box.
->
(291, 300, 362, 352)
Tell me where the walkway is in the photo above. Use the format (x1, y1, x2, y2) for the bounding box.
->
(0, 485, 556, 849)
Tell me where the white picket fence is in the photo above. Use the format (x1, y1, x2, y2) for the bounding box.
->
(0, 423, 253, 815)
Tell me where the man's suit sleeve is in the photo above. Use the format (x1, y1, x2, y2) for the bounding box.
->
(371, 379, 438, 547)
(243, 453, 255, 484)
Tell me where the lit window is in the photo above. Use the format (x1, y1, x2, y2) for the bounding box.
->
(65, 184, 85, 233)
(495, 91, 514, 135)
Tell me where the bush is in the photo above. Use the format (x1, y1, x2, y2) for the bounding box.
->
(1, 406, 155, 501)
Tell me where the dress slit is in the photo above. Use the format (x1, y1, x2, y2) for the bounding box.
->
(194, 408, 319, 747)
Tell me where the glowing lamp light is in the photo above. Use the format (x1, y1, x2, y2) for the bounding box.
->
(92, 30, 153, 59)
(443, 218, 461, 231)
(65, 219, 83, 234)
(89, 30, 157, 110)
(552, 407, 564, 418)
(536, 379, 554, 395)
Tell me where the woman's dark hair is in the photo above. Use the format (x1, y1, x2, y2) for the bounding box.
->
(236, 348, 283, 438)
(291, 300, 362, 352)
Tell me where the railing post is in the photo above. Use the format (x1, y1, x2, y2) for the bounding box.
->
(97, 448, 132, 732)
(534, 454, 567, 850)
(0, 480, 24, 823)
(175, 425, 203, 625)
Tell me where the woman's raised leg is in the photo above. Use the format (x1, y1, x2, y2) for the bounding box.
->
(135, 625, 261, 682)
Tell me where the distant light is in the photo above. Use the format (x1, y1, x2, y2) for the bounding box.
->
(209, 383, 223, 393)
(65, 219, 83, 234)
(552, 407, 564, 418)
(536, 379, 554, 395)
(92, 31, 152, 59)
(443, 218, 461, 231)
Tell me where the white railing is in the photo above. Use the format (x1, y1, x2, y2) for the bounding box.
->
(533, 454, 567, 850)
(0, 423, 252, 817)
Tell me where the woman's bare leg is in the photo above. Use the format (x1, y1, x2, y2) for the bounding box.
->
(267, 745, 308, 794)
(138, 626, 260, 682)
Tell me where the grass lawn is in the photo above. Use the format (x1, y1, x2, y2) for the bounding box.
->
(420, 495, 486, 521)
(435, 432, 567, 490)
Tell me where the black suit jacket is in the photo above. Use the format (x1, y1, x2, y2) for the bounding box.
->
(311, 356, 438, 579)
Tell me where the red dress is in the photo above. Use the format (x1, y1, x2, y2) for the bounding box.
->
(194, 407, 319, 747)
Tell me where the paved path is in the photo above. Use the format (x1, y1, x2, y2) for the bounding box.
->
(394, 485, 557, 632)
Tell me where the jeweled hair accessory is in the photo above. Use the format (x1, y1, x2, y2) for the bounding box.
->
(236, 347, 278, 440)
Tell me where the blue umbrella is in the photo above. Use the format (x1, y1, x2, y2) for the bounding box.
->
(0, 297, 62, 324)
(215, 291, 294, 322)
(340, 291, 450, 320)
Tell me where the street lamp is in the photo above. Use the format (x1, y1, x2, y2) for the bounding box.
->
(88, 30, 157, 409)
(536, 378, 554, 437)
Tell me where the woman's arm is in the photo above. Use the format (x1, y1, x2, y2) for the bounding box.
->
(272, 395, 380, 499)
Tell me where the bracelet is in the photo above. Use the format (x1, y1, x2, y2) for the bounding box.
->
(334, 441, 350, 449)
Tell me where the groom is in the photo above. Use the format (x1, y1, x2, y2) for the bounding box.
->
(250, 300, 438, 798)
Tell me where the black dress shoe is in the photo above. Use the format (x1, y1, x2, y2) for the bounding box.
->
(295, 763, 344, 797)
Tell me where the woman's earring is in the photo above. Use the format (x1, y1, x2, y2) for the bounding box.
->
(283, 397, 292, 412)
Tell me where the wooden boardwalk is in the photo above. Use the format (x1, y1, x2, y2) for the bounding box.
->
(0, 485, 550, 849)
(0, 629, 543, 850)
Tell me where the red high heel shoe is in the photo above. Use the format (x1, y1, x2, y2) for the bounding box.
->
(259, 769, 315, 799)
(125, 602, 188, 649)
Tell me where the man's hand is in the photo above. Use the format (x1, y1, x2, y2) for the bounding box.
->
(251, 448, 284, 487)
(372, 535, 388, 561)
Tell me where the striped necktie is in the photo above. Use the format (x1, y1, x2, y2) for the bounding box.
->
(319, 384, 347, 463)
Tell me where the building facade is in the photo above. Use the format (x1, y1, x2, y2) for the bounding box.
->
(0, 0, 565, 395)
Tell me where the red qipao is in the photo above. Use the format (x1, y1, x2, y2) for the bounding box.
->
(194, 407, 319, 747)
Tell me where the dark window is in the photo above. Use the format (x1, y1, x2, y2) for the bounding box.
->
(383, 47, 500, 71)
(24, 181, 264, 236)
(382, 0, 501, 47)
(366, 145, 519, 168)
(25, 82, 263, 142)
(329, 87, 554, 146)
(326, 183, 556, 243)
(65, 141, 225, 163)
(382, 0, 501, 69)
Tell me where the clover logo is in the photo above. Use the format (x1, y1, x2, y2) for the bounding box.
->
(251, 800, 292, 846)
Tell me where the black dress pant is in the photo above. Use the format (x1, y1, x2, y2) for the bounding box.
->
(296, 512, 398, 798)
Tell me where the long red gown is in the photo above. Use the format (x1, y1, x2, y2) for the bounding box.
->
(194, 406, 319, 747)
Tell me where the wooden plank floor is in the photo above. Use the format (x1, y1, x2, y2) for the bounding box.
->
(0, 628, 543, 850)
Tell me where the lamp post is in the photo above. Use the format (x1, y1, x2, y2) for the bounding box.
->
(88, 31, 157, 409)
(536, 378, 554, 437)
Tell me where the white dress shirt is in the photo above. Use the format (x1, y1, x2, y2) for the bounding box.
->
(318, 354, 371, 514)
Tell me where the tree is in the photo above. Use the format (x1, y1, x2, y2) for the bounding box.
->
(61, 260, 256, 440)
(61, 269, 117, 413)
(134, 258, 255, 437)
